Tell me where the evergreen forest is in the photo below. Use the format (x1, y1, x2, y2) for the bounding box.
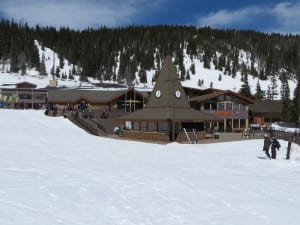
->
(0, 19, 299, 123)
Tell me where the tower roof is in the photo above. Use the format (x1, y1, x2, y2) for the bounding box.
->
(118, 56, 218, 122)
(146, 56, 190, 109)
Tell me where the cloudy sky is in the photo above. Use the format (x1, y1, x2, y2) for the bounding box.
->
(0, 0, 299, 33)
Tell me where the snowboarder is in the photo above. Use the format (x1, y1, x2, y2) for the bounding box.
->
(271, 137, 281, 159)
(262, 134, 271, 159)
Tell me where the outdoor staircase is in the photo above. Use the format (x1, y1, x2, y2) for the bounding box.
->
(64, 111, 122, 136)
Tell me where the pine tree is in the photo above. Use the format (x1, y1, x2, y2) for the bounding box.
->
(39, 53, 47, 76)
(218, 74, 222, 81)
(59, 53, 64, 69)
(239, 77, 252, 98)
(190, 63, 195, 75)
(186, 70, 190, 80)
(270, 72, 278, 100)
(198, 79, 202, 87)
(55, 67, 60, 78)
(138, 68, 147, 83)
(254, 80, 263, 100)
(266, 85, 271, 100)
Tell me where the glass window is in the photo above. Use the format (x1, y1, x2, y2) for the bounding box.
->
(125, 121, 132, 130)
(140, 121, 147, 131)
(233, 119, 239, 128)
(233, 103, 239, 111)
(204, 103, 210, 110)
(226, 103, 233, 111)
(218, 95, 225, 101)
(231, 96, 238, 102)
(133, 122, 139, 131)
(148, 122, 156, 132)
(218, 103, 225, 110)
(240, 119, 246, 128)
(19, 94, 32, 99)
(240, 104, 246, 111)
(226, 95, 232, 101)
(211, 103, 217, 110)
(158, 122, 168, 132)
(34, 94, 46, 100)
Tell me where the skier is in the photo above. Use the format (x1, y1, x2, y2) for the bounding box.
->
(271, 137, 281, 159)
(262, 134, 271, 159)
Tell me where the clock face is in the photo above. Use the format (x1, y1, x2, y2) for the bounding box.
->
(175, 90, 181, 98)
(155, 90, 161, 98)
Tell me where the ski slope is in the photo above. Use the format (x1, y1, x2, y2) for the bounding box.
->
(0, 109, 300, 225)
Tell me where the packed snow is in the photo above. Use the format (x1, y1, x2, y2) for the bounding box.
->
(0, 109, 300, 225)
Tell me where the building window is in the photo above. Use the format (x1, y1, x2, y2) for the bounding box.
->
(158, 122, 168, 132)
(226, 103, 233, 111)
(204, 103, 210, 110)
(133, 122, 139, 131)
(148, 122, 156, 132)
(233, 103, 239, 111)
(218, 95, 225, 101)
(240, 119, 246, 128)
(34, 94, 47, 100)
(218, 103, 225, 110)
(233, 119, 239, 128)
(240, 104, 246, 111)
(140, 121, 147, 131)
(211, 103, 217, 110)
(19, 94, 32, 99)
(226, 95, 232, 101)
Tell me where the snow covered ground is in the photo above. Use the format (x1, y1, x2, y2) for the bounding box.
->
(1, 109, 300, 225)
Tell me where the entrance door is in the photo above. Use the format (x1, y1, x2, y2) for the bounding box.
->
(226, 119, 232, 132)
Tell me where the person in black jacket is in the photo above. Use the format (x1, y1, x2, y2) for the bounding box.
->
(263, 134, 271, 159)
(271, 137, 281, 159)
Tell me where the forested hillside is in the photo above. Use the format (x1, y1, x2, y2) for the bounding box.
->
(0, 19, 299, 122)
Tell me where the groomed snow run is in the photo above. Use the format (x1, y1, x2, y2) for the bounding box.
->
(0, 109, 300, 225)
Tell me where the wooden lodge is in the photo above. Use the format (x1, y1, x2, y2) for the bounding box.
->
(0, 81, 48, 109)
(117, 57, 220, 142)
(189, 90, 254, 132)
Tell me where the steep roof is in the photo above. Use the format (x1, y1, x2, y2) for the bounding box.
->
(48, 88, 148, 104)
(189, 90, 254, 104)
(119, 57, 219, 121)
(16, 81, 37, 89)
(146, 56, 190, 109)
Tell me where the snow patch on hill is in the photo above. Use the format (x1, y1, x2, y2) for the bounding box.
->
(0, 41, 297, 99)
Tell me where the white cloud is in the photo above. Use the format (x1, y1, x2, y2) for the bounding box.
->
(197, 6, 264, 27)
(0, 0, 163, 29)
(197, 2, 300, 34)
(271, 2, 300, 33)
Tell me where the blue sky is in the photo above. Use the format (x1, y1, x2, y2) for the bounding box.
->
(0, 0, 299, 33)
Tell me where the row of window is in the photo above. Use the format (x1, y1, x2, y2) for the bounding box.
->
(204, 102, 246, 111)
(131, 121, 168, 132)
(11, 94, 47, 100)
(3, 93, 47, 100)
